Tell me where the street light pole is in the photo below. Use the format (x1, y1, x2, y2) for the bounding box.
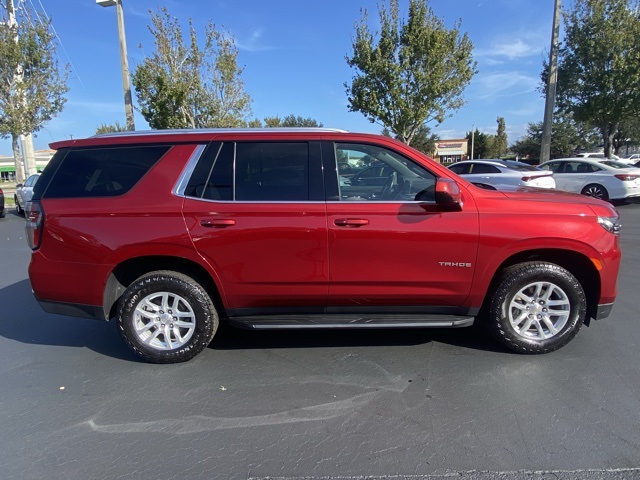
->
(97, 0, 135, 131)
(471, 125, 475, 160)
(540, 0, 562, 164)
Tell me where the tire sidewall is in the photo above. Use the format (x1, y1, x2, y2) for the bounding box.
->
(581, 184, 608, 201)
(117, 272, 217, 363)
(490, 263, 586, 353)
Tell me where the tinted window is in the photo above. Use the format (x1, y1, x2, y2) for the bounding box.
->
(449, 163, 470, 174)
(235, 143, 309, 201)
(471, 163, 501, 174)
(185, 142, 233, 201)
(43, 145, 170, 198)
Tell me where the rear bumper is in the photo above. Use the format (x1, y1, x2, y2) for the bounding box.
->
(595, 303, 614, 320)
(34, 296, 107, 321)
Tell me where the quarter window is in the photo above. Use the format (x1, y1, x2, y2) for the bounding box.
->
(43, 145, 170, 198)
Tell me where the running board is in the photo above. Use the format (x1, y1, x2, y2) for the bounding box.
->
(227, 314, 474, 330)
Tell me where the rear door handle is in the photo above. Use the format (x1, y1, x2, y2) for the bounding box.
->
(200, 219, 236, 228)
(334, 218, 369, 227)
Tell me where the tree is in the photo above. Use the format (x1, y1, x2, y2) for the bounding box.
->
(495, 117, 508, 157)
(553, 0, 640, 157)
(465, 129, 494, 159)
(132, 8, 252, 130)
(510, 115, 591, 160)
(345, 0, 476, 146)
(95, 121, 127, 135)
(0, 3, 68, 183)
(384, 124, 437, 155)
(262, 114, 323, 128)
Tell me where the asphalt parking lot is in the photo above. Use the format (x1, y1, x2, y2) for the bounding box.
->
(1, 202, 640, 480)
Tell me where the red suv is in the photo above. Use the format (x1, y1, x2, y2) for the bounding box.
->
(26, 129, 621, 363)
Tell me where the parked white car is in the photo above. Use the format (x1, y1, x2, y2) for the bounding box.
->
(538, 158, 640, 201)
(575, 152, 636, 165)
(448, 159, 556, 190)
(14, 173, 40, 215)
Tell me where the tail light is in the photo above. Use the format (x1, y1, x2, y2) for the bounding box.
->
(614, 174, 638, 181)
(25, 200, 44, 250)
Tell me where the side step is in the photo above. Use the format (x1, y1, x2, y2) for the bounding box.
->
(227, 314, 474, 330)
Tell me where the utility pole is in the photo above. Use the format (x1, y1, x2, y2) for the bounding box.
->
(98, 0, 135, 130)
(540, 0, 562, 164)
(470, 126, 475, 160)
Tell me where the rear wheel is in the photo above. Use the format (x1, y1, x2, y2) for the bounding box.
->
(488, 262, 586, 354)
(581, 183, 609, 201)
(117, 271, 218, 363)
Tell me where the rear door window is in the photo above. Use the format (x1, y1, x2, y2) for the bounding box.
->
(185, 141, 323, 202)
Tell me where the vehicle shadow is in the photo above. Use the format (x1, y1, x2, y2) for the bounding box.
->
(0, 279, 137, 361)
(0, 279, 505, 360)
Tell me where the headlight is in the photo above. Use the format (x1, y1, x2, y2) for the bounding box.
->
(597, 216, 621, 235)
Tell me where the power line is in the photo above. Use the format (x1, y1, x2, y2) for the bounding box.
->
(23, 0, 87, 93)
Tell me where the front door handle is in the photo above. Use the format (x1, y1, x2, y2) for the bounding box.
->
(200, 219, 236, 228)
(334, 218, 369, 227)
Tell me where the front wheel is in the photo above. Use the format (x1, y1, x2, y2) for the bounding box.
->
(117, 271, 218, 363)
(488, 262, 586, 354)
(15, 196, 23, 215)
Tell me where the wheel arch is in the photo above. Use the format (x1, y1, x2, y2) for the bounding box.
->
(481, 249, 601, 324)
(104, 255, 225, 321)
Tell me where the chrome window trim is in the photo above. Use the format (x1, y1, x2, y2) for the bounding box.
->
(174, 197, 435, 205)
(173, 144, 207, 196)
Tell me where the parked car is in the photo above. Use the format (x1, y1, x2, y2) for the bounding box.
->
(27, 129, 621, 363)
(539, 158, 640, 201)
(14, 173, 40, 215)
(0, 187, 6, 218)
(622, 153, 640, 162)
(575, 152, 635, 165)
(447, 159, 556, 190)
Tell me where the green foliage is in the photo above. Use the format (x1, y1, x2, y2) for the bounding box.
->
(510, 116, 590, 160)
(383, 124, 438, 155)
(262, 114, 324, 128)
(345, 0, 477, 146)
(132, 8, 252, 129)
(0, 7, 68, 183)
(95, 121, 127, 135)
(495, 117, 508, 157)
(465, 129, 494, 159)
(553, 0, 640, 157)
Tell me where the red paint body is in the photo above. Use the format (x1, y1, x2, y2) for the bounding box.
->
(28, 130, 621, 322)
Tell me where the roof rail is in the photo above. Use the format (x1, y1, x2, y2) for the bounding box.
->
(91, 127, 349, 138)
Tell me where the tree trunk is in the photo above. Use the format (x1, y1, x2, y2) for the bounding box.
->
(12, 133, 24, 184)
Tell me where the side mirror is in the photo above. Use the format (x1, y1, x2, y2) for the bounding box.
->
(16, 183, 23, 188)
(435, 178, 463, 211)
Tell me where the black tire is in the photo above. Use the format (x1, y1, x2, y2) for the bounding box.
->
(581, 183, 609, 201)
(488, 262, 586, 354)
(116, 271, 218, 363)
(15, 196, 23, 215)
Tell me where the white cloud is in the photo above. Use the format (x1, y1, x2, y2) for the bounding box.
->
(235, 28, 274, 52)
(474, 72, 540, 100)
(476, 27, 548, 60)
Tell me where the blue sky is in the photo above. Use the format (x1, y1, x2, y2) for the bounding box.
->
(2, 0, 565, 155)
